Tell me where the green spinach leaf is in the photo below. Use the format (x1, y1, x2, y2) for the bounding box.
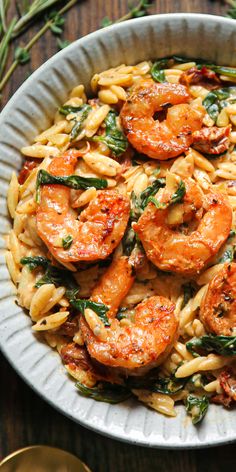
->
(139, 178, 165, 209)
(182, 282, 196, 308)
(70, 104, 92, 140)
(20, 256, 79, 299)
(151, 59, 169, 83)
(186, 335, 236, 357)
(71, 299, 110, 327)
(205, 64, 236, 79)
(203, 89, 230, 123)
(147, 180, 186, 209)
(170, 180, 186, 204)
(20, 256, 49, 271)
(93, 110, 128, 157)
(122, 224, 137, 256)
(59, 105, 87, 116)
(36, 169, 107, 203)
(76, 381, 132, 404)
(127, 374, 187, 394)
(219, 247, 235, 263)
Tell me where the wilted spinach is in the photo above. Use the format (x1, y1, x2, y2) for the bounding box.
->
(76, 381, 132, 404)
(185, 395, 209, 425)
(139, 178, 166, 209)
(71, 299, 110, 327)
(151, 59, 169, 83)
(186, 335, 236, 357)
(219, 247, 235, 263)
(59, 105, 87, 116)
(203, 89, 230, 122)
(122, 223, 137, 256)
(93, 110, 128, 157)
(182, 282, 196, 308)
(20, 256, 79, 299)
(147, 180, 186, 209)
(36, 169, 107, 203)
(59, 103, 91, 139)
(126, 372, 188, 394)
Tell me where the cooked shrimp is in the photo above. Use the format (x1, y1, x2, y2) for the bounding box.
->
(120, 80, 205, 160)
(36, 152, 130, 264)
(80, 256, 178, 374)
(193, 125, 231, 155)
(133, 178, 232, 275)
(200, 263, 236, 335)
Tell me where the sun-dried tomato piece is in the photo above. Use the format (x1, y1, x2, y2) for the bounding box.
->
(60, 342, 92, 370)
(180, 66, 221, 90)
(18, 159, 39, 184)
(192, 125, 231, 155)
(219, 368, 236, 401)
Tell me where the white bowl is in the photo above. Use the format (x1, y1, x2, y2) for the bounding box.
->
(0, 13, 235, 448)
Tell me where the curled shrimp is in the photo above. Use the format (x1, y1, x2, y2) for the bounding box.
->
(80, 256, 178, 374)
(133, 178, 232, 275)
(200, 263, 236, 336)
(120, 80, 205, 160)
(36, 152, 130, 264)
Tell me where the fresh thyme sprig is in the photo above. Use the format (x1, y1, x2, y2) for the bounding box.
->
(0, 0, 63, 78)
(12, 1, 64, 38)
(0, 0, 9, 35)
(225, 0, 236, 18)
(101, 0, 153, 28)
(0, 0, 78, 95)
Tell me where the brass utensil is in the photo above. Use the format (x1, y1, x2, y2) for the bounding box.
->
(0, 445, 92, 472)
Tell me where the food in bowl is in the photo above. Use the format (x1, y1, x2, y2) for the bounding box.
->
(6, 56, 236, 424)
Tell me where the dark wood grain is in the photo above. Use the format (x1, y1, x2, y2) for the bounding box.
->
(0, 1, 235, 470)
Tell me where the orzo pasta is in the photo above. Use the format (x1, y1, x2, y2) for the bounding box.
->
(6, 56, 236, 425)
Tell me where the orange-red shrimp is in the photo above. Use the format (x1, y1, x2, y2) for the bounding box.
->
(200, 263, 236, 336)
(36, 152, 130, 264)
(133, 178, 232, 275)
(80, 256, 178, 374)
(120, 80, 205, 160)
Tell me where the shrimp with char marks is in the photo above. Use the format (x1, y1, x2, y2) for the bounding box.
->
(80, 256, 178, 375)
(200, 263, 236, 336)
(120, 80, 205, 160)
(36, 152, 130, 264)
(133, 178, 232, 275)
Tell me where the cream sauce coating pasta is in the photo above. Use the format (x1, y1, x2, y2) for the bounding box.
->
(6, 57, 236, 422)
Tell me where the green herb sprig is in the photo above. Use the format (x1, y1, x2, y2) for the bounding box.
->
(101, 1, 153, 28)
(0, 0, 78, 95)
(226, 0, 236, 18)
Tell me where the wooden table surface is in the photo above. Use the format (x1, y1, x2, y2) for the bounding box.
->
(0, 1, 235, 470)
